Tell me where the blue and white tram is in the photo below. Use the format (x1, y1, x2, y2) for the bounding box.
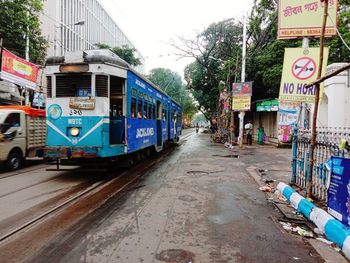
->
(45, 50, 182, 166)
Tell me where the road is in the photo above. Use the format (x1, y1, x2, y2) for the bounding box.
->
(4, 129, 322, 263)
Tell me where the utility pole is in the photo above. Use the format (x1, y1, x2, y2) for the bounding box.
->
(300, 37, 309, 128)
(307, 0, 328, 198)
(24, 10, 30, 106)
(238, 16, 247, 147)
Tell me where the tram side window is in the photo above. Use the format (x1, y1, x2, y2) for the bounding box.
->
(156, 101, 162, 120)
(143, 102, 148, 119)
(172, 110, 176, 121)
(162, 109, 167, 121)
(177, 113, 182, 124)
(137, 100, 143, 118)
(148, 104, 154, 120)
(131, 98, 136, 118)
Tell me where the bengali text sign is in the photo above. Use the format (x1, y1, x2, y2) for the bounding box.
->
(278, 0, 338, 39)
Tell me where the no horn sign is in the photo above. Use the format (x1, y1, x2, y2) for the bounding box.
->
(292, 57, 316, 80)
(279, 47, 329, 103)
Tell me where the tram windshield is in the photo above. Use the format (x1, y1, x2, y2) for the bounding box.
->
(55, 74, 92, 97)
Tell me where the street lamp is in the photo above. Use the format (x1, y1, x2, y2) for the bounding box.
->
(54, 20, 85, 56)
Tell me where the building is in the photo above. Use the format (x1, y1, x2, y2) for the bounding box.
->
(40, 0, 145, 73)
(317, 63, 350, 128)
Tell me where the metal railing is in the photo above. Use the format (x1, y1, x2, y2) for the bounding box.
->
(292, 127, 350, 201)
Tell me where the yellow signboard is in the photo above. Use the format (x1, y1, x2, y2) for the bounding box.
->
(278, 0, 338, 39)
(232, 96, 251, 111)
(279, 47, 329, 103)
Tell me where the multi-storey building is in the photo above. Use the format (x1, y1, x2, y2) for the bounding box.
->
(40, 0, 145, 73)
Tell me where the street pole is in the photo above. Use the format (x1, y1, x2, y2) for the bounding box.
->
(25, 18, 30, 106)
(238, 16, 247, 147)
(307, 0, 328, 199)
(300, 38, 309, 128)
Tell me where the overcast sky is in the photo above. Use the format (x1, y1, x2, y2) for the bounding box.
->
(100, 0, 253, 76)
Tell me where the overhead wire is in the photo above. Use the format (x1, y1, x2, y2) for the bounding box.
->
(327, 12, 350, 52)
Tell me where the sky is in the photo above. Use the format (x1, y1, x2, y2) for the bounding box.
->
(100, 0, 253, 77)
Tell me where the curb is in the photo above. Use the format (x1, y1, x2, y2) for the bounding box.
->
(277, 182, 350, 259)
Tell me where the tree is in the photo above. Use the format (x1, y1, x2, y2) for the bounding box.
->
(95, 43, 141, 67)
(0, 0, 47, 64)
(246, 0, 350, 101)
(147, 68, 197, 119)
(173, 19, 243, 116)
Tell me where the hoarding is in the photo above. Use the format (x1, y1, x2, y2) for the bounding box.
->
(278, 101, 300, 143)
(278, 0, 338, 39)
(279, 47, 329, 103)
(327, 156, 350, 227)
(232, 82, 252, 96)
(256, 99, 279, 112)
(0, 49, 39, 90)
(232, 96, 251, 111)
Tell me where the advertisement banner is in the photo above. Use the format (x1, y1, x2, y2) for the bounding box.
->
(256, 99, 279, 112)
(278, 101, 300, 142)
(232, 82, 252, 96)
(232, 96, 251, 111)
(278, 0, 338, 39)
(0, 49, 39, 90)
(279, 47, 329, 103)
(327, 156, 350, 227)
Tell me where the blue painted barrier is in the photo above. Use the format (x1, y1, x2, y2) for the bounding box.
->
(277, 182, 350, 259)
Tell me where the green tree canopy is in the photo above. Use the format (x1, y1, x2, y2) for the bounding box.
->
(147, 68, 197, 119)
(0, 0, 47, 64)
(174, 19, 243, 116)
(175, 0, 350, 111)
(95, 43, 141, 67)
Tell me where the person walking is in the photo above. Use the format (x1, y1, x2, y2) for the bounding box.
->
(257, 124, 264, 145)
(244, 120, 253, 145)
(196, 123, 199, 134)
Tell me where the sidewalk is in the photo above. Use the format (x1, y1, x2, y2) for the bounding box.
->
(240, 143, 348, 263)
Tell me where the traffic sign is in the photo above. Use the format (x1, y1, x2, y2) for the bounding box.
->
(279, 48, 329, 103)
(292, 57, 316, 80)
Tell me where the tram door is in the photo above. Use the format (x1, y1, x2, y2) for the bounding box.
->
(156, 101, 162, 146)
(109, 76, 125, 145)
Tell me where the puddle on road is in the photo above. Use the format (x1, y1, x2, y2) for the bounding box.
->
(212, 154, 239, 158)
(240, 152, 254, 156)
(186, 171, 209, 176)
(156, 249, 195, 263)
(178, 195, 197, 202)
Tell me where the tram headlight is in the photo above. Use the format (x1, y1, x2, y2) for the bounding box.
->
(70, 127, 80, 137)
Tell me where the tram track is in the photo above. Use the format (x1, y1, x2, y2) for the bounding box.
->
(0, 133, 191, 243)
(0, 145, 178, 262)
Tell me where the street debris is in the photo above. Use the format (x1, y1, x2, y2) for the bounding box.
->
(279, 222, 313, 237)
(259, 185, 273, 192)
(156, 249, 195, 263)
(316, 237, 333, 245)
(314, 228, 324, 235)
(295, 227, 313, 238)
(333, 246, 341, 252)
(268, 190, 287, 202)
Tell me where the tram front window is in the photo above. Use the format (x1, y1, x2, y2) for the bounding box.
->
(55, 74, 92, 97)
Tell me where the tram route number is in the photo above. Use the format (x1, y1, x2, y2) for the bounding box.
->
(70, 109, 82, 116)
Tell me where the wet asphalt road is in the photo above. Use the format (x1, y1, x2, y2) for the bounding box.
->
(29, 130, 323, 263)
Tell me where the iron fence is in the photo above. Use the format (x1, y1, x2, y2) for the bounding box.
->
(292, 127, 350, 201)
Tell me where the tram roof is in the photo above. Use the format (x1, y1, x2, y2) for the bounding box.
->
(46, 49, 182, 108)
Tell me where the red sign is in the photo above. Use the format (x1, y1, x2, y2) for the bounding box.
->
(0, 49, 39, 90)
(232, 81, 253, 96)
